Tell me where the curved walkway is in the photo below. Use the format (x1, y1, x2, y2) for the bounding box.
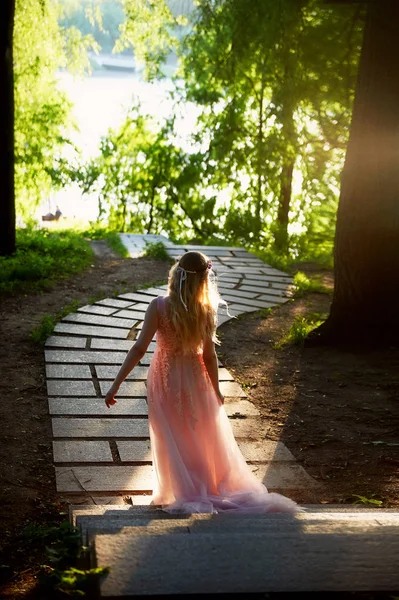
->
(45, 236, 318, 504)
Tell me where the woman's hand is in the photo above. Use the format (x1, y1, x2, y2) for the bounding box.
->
(105, 385, 118, 408)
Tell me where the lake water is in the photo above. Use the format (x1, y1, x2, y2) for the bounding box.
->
(38, 70, 199, 223)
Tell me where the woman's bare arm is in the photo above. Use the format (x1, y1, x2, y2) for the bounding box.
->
(105, 298, 158, 407)
(203, 336, 224, 404)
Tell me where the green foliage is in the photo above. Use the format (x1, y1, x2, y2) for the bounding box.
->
(22, 520, 109, 598)
(293, 272, 332, 297)
(275, 312, 327, 348)
(14, 0, 98, 220)
(79, 103, 224, 240)
(0, 228, 93, 294)
(83, 224, 129, 257)
(31, 300, 80, 344)
(116, 0, 363, 255)
(143, 241, 171, 261)
(60, 0, 125, 54)
(351, 494, 383, 507)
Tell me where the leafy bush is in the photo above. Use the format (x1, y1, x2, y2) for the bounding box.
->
(22, 520, 108, 598)
(143, 241, 171, 261)
(0, 228, 93, 294)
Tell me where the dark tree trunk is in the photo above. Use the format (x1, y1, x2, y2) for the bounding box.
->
(275, 158, 294, 252)
(308, 0, 399, 347)
(0, 0, 16, 256)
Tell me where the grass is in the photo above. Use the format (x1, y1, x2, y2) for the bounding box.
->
(0, 228, 94, 294)
(143, 241, 172, 262)
(293, 271, 332, 297)
(275, 312, 328, 348)
(83, 224, 129, 258)
(31, 300, 80, 344)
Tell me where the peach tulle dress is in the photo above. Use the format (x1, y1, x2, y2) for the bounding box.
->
(147, 296, 301, 514)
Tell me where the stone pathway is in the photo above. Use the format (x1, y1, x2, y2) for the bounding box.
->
(45, 235, 318, 504)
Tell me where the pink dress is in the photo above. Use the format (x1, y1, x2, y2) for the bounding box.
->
(147, 296, 301, 514)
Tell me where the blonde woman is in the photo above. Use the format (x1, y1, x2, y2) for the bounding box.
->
(105, 251, 301, 514)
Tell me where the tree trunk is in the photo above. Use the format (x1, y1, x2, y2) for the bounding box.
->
(308, 0, 399, 347)
(0, 0, 16, 256)
(275, 158, 294, 252)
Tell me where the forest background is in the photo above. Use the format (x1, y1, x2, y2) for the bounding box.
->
(3, 0, 366, 288)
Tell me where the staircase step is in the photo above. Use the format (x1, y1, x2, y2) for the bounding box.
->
(93, 523, 399, 596)
(77, 512, 399, 546)
(70, 503, 399, 525)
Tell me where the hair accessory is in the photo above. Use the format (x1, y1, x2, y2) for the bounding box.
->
(176, 265, 196, 312)
(176, 258, 212, 311)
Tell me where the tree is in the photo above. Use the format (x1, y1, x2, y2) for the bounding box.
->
(0, 0, 16, 256)
(308, 0, 399, 347)
(119, 0, 362, 253)
(80, 104, 221, 240)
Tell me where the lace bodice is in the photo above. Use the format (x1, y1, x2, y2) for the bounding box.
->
(147, 296, 207, 423)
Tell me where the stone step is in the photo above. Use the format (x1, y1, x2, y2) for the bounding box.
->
(93, 522, 399, 595)
(56, 462, 316, 492)
(75, 511, 399, 546)
(69, 503, 399, 526)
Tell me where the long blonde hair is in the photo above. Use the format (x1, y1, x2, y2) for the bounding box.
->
(167, 251, 222, 352)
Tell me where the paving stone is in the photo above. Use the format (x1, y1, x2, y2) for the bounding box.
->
(47, 380, 96, 397)
(239, 284, 288, 296)
(258, 294, 290, 304)
(55, 465, 153, 492)
(117, 440, 152, 462)
(223, 267, 264, 274)
(78, 305, 117, 316)
(214, 281, 236, 290)
(90, 339, 134, 351)
(99, 381, 147, 397)
(222, 295, 277, 309)
(96, 298, 134, 309)
(237, 440, 295, 462)
(250, 463, 318, 489)
(244, 274, 293, 284)
(118, 293, 156, 303)
(46, 365, 92, 379)
(139, 353, 154, 366)
(63, 312, 137, 328)
(224, 400, 259, 417)
(226, 303, 259, 314)
(49, 398, 148, 416)
(218, 288, 259, 299)
(138, 288, 167, 296)
(229, 418, 262, 438)
(218, 315, 232, 326)
(220, 381, 246, 398)
(112, 310, 147, 320)
(53, 441, 112, 462)
(54, 323, 130, 339)
(52, 418, 150, 438)
(95, 365, 149, 380)
(126, 302, 152, 311)
(46, 350, 128, 364)
(218, 368, 234, 381)
(45, 336, 87, 349)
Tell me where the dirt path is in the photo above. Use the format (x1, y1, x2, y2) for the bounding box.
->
(219, 267, 399, 507)
(0, 253, 170, 597)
